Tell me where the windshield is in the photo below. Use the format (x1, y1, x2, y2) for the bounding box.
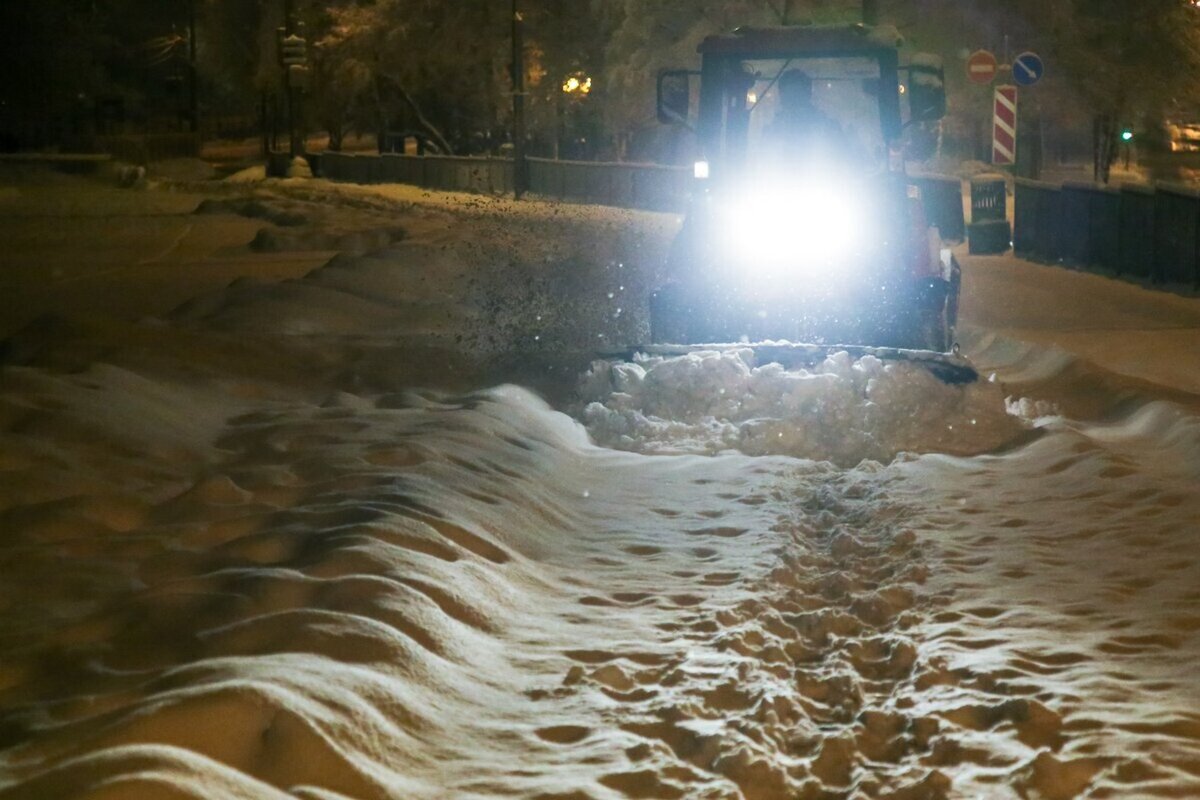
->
(716, 56, 887, 172)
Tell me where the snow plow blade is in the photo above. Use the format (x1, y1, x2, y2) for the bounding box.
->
(609, 343, 979, 385)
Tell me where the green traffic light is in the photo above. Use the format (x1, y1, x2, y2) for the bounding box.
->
(1121, 130, 1134, 142)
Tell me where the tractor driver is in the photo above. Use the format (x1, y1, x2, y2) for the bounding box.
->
(763, 69, 859, 168)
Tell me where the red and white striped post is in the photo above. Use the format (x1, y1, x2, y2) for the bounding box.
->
(992, 85, 1018, 166)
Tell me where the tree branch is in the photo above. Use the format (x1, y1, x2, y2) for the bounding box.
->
(395, 83, 455, 156)
(376, 70, 455, 155)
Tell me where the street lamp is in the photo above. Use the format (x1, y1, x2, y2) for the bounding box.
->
(512, 0, 527, 197)
(277, 0, 312, 159)
(558, 73, 592, 160)
(562, 75, 592, 95)
(187, 0, 198, 134)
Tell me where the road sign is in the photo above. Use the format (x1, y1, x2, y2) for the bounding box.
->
(993, 85, 1018, 165)
(967, 50, 998, 85)
(1012, 51, 1044, 86)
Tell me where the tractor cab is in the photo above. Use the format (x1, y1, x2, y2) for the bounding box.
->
(650, 24, 958, 352)
(659, 25, 945, 184)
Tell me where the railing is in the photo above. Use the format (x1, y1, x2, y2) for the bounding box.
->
(0, 153, 113, 175)
(310, 152, 967, 241)
(94, 134, 201, 164)
(1015, 177, 1200, 287)
(316, 152, 691, 213)
(1154, 184, 1200, 286)
(528, 158, 692, 212)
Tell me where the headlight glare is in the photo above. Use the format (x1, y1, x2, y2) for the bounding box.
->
(718, 179, 864, 280)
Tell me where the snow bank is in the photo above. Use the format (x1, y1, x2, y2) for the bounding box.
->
(890, 399, 1200, 798)
(578, 348, 1028, 464)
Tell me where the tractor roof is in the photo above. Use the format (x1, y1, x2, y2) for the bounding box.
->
(697, 23, 904, 59)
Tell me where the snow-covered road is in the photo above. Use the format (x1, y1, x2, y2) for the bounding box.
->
(0, 174, 1196, 799)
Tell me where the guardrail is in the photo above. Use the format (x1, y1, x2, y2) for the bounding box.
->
(1015, 178, 1200, 287)
(309, 151, 966, 240)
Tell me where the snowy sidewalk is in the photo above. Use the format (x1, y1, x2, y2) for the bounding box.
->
(959, 249, 1200, 397)
(0, 179, 336, 338)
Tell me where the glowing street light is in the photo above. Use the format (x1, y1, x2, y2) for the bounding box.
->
(562, 74, 592, 95)
(557, 72, 592, 160)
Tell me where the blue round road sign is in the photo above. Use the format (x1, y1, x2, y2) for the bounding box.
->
(1013, 51, 1044, 86)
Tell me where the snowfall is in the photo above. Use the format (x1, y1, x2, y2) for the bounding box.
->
(0, 166, 1197, 800)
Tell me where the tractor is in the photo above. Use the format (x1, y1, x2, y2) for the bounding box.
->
(646, 23, 967, 378)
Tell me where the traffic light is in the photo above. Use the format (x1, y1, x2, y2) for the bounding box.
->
(279, 34, 308, 67)
(277, 29, 310, 91)
(1121, 128, 1134, 142)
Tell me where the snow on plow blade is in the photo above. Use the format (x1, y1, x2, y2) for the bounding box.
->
(610, 343, 979, 385)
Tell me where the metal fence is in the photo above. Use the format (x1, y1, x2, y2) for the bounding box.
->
(316, 152, 691, 213)
(310, 152, 966, 240)
(527, 158, 692, 212)
(0, 153, 113, 175)
(1015, 177, 1200, 287)
(316, 151, 515, 195)
(94, 134, 201, 164)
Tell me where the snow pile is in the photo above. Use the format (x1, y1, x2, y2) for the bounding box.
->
(1005, 395, 1061, 420)
(578, 348, 1028, 464)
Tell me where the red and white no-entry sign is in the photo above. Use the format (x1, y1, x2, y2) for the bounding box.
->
(967, 50, 998, 85)
(993, 85, 1018, 165)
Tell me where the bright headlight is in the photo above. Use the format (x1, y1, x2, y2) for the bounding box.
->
(719, 179, 863, 279)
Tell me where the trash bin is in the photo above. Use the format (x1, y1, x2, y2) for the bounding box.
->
(969, 173, 1011, 254)
(971, 174, 1007, 221)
